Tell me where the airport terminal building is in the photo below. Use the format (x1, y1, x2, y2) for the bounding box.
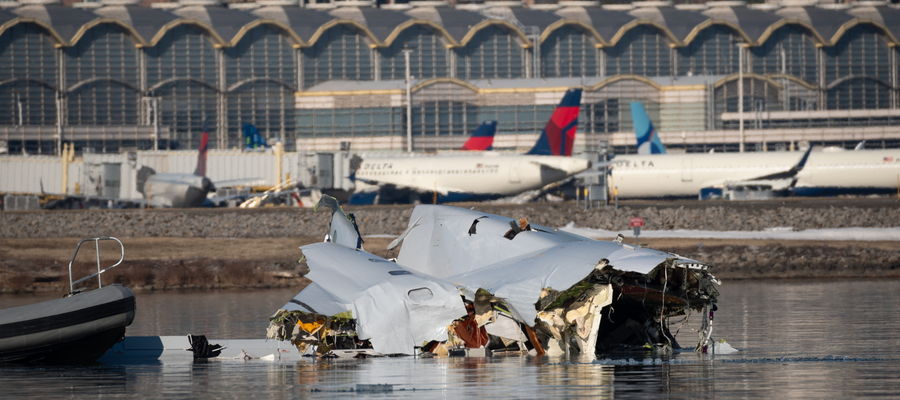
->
(1, 0, 899, 155)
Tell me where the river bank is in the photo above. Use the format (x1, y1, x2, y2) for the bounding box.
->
(1, 198, 898, 293)
(2, 235, 898, 293)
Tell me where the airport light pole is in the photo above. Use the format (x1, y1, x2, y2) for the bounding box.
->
(737, 42, 745, 153)
(402, 47, 414, 153)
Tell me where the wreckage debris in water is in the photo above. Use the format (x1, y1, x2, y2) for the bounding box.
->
(267, 196, 721, 359)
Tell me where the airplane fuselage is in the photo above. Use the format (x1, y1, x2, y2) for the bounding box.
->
(143, 173, 214, 208)
(354, 153, 590, 200)
(610, 149, 900, 198)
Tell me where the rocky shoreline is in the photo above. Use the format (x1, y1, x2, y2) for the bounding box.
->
(3, 198, 899, 239)
(1, 198, 898, 293)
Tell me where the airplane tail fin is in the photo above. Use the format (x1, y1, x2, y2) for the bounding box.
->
(630, 102, 666, 155)
(527, 88, 582, 156)
(461, 120, 497, 151)
(242, 123, 267, 150)
(194, 121, 210, 177)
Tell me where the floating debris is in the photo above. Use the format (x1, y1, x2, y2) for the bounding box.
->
(268, 196, 721, 360)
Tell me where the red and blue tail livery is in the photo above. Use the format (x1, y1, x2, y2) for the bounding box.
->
(194, 121, 210, 177)
(461, 120, 497, 151)
(527, 88, 582, 156)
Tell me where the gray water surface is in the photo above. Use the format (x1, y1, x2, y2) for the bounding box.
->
(2, 279, 899, 398)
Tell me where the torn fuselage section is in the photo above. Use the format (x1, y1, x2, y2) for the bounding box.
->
(269, 200, 721, 359)
(533, 258, 719, 357)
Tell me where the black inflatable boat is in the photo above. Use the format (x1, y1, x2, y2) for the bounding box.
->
(0, 237, 136, 363)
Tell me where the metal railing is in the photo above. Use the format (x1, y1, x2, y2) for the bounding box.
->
(67, 237, 125, 295)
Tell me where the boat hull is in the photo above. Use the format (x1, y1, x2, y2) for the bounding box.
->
(0, 285, 135, 363)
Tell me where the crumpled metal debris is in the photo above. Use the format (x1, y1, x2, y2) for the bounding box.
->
(268, 196, 721, 359)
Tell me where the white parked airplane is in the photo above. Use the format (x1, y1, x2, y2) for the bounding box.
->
(349, 89, 590, 204)
(138, 127, 264, 208)
(607, 104, 900, 199)
(138, 130, 215, 208)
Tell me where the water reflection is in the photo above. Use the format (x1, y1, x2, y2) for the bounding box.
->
(2, 280, 900, 398)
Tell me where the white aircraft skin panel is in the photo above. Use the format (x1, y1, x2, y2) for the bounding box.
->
(393, 205, 684, 323)
(610, 149, 900, 198)
(284, 281, 350, 316)
(396, 205, 576, 278)
(295, 242, 466, 355)
(357, 155, 590, 196)
(446, 241, 673, 323)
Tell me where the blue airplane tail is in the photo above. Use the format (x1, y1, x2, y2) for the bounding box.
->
(630, 102, 666, 154)
(242, 123, 267, 150)
(527, 88, 582, 156)
(461, 120, 497, 151)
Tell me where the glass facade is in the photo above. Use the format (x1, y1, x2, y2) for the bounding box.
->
(146, 24, 219, 87)
(455, 25, 525, 80)
(676, 25, 740, 76)
(301, 24, 372, 88)
(540, 26, 598, 78)
(150, 81, 218, 150)
(714, 77, 784, 129)
(479, 104, 554, 135)
(823, 24, 891, 85)
(296, 107, 400, 139)
(0, 6, 897, 154)
(750, 25, 818, 84)
(67, 81, 140, 125)
(826, 77, 891, 110)
(605, 25, 672, 77)
(0, 23, 58, 127)
(379, 25, 449, 80)
(411, 100, 477, 136)
(225, 25, 296, 87)
(64, 24, 140, 87)
(227, 81, 294, 147)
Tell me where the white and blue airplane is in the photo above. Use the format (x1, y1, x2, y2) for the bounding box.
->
(608, 103, 900, 199)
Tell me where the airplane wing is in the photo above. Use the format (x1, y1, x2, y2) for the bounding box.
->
(352, 175, 461, 196)
(212, 178, 265, 188)
(702, 145, 814, 192)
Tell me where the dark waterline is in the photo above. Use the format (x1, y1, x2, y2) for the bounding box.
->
(2, 279, 899, 398)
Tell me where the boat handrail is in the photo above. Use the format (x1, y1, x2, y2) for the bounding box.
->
(67, 236, 125, 294)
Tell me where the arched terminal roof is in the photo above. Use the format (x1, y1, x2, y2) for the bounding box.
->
(330, 6, 412, 43)
(554, 6, 636, 45)
(172, 5, 258, 45)
(630, 5, 708, 44)
(11, 4, 97, 43)
(251, 6, 332, 44)
(93, 5, 179, 46)
(0, 2, 898, 48)
(846, 5, 900, 43)
(775, 5, 854, 44)
(703, 6, 782, 45)
(405, 6, 486, 44)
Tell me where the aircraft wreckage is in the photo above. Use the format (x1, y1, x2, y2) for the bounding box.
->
(268, 197, 721, 359)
